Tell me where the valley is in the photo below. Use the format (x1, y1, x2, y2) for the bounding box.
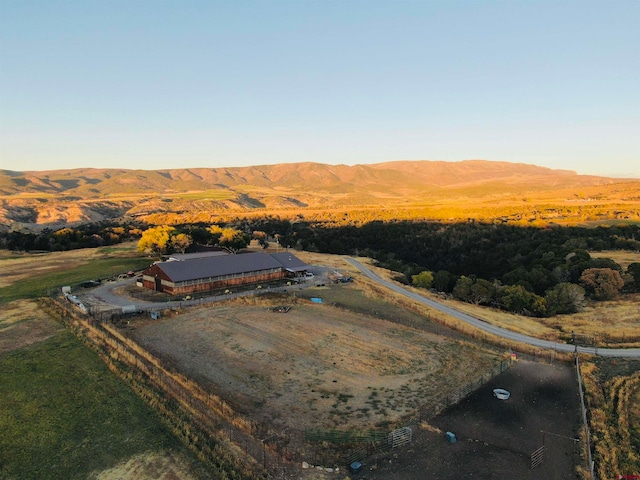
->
(1, 160, 639, 479)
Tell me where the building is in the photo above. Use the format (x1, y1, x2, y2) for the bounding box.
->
(141, 251, 309, 296)
(163, 251, 229, 262)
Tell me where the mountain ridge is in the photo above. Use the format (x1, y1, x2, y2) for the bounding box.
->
(1, 160, 638, 227)
(0, 160, 622, 195)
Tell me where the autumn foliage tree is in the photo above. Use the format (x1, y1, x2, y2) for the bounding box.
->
(252, 231, 269, 249)
(137, 226, 176, 255)
(171, 233, 192, 253)
(579, 268, 625, 300)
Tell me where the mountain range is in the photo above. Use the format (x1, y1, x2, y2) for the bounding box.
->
(1, 160, 638, 228)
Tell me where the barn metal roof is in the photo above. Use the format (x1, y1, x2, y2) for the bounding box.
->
(166, 251, 229, 262)
(154, 251, 307, 283)
(270, 252, 309, 272)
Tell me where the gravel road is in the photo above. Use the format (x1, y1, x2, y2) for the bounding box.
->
(346, 257, 640, 358)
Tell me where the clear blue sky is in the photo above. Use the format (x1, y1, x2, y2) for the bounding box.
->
(1, 0, 638, 176)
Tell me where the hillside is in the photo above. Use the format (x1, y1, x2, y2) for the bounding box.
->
(1, 160, 639, 228)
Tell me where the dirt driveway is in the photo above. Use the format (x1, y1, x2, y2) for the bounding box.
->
(359, 360, 582, 480)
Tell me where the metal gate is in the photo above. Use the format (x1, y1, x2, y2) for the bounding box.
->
(530, 445, 545, 469)
(387, 427, 412, 449)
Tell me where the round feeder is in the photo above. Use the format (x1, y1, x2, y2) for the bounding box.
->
(493, 388, 510, 400)
(349, 461, 362, 474)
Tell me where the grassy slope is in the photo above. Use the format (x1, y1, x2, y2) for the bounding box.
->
(580, 359, 640, 479)
(0, 252, 151, 304)
(0, 329, 201, 480)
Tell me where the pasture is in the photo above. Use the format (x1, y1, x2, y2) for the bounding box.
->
(0, 326, 206, 480)
(0, 242, 151, 303)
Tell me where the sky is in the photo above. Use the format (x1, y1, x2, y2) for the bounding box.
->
(0, 1, 638, 177)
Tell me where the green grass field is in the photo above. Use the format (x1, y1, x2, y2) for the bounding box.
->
(0, 329, 198, 480)
(0, 256, 151, 304)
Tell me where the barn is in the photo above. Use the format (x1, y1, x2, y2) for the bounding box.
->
(141, 251, 309, 296)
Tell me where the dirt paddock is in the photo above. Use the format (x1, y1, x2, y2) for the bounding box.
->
(360, 360, 583, 480)
(127, 298, 504, 433)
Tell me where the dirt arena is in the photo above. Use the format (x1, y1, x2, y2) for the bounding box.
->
(127, 299, 504, 432)
(358, 360, 583, 480)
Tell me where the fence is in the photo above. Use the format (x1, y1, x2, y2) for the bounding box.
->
(344, 357, 513, 464)
(575, 354, 596, 480)
(87, 282, 311, 323)
(530, 445, 545, 470)
(53, 291, 516, 476)
(48, 297, 279, 478)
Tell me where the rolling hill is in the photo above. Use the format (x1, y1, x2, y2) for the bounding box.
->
(1, 160, 638, 228)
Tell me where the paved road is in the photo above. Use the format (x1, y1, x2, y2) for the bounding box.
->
(346, 258, 640, 358)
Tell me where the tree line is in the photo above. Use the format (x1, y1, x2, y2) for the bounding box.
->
(298, 220, 640, 317)
(2, 218, 639, 317)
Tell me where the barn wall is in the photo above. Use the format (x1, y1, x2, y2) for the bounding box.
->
(142, 274, 176, 293)
(172, 271, 286, 295)
(142, 261, 294, 296)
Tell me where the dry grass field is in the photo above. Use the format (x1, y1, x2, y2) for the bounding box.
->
(127, 296, 504, 432)
(0, 243, 136, 288)
(591, 250, 640, 269)
(93, 450, 201, 480)
(436, 293, 640, 347)
(0, 299, 64, 355)
(580, 359, 640, 478)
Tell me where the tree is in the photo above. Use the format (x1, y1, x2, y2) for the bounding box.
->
(579, 268, 625, 300)
(433, 270, 455, 293)
(207, 225, 224, 245)
(452, 276, 474, 302)
(627, 263, 640, 292)
(412, 270, 434, 289)
(470, 278, 496, 305)
(253, 230, 269, 249)
(544, 282, 586, 315)
(137, 226, 175, 255)
(204, 225, 250, 252)
(218, 228, 250, 253)
(525, 265, 554, 295)
(498, 285, 546, 316)
(187, 226, 216, 245)
(171, 233, 192, 253)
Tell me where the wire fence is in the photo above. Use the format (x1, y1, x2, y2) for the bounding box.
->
(575, 354, 596, 480)
(54, 290, 516, 477)
(343, 357, 514, 465)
